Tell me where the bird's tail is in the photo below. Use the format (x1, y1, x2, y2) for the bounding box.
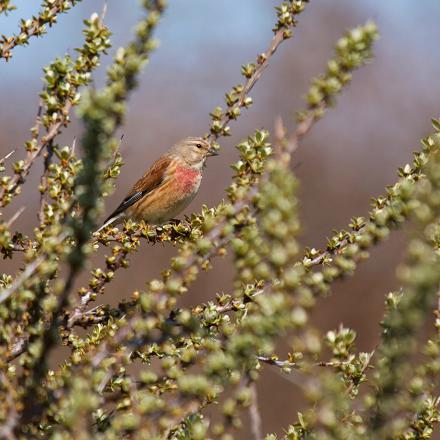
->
(95, 213, 124, 234)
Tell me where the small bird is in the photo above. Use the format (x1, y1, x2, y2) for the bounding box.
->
(97, 137, 218, 232)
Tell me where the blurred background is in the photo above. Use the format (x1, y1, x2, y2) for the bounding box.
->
(1, 0, 440, 437)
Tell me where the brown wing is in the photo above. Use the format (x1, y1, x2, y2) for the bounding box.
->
(103, 156, 173, 223)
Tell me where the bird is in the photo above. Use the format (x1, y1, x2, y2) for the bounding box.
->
(96, 137, 218, 232)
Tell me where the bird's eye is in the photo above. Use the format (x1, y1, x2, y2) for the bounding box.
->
(196, 143, 203, 149)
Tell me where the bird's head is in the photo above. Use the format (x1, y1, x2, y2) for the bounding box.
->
(170, 137, 218, 169)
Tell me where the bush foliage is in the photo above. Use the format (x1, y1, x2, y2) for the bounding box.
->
(0, 1, 439, 439)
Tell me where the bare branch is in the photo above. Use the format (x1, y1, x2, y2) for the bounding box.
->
(6, 206, 25, 227)
(249, 382, 263, 440)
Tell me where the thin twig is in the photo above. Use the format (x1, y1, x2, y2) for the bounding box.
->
(207, 22, 295, 143)
(249, 382, 263, 440)
(6, 206, 25, 227)
(0, 0, 82, 61)
(0, 255, 46, 304)
(7, 336, 28, 361)
(38, 140, 54, 223)
(66, 250, 128, 328)
(0, 102, 73, 207)
(0, 372, 18, 440)
(1, 149, 15, 162)
(0, 231, 68, 304)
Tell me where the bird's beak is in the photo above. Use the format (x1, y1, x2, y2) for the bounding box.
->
(207, 147, 219, 157)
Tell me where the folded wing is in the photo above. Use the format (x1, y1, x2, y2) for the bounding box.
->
(101, 155, 173, 228)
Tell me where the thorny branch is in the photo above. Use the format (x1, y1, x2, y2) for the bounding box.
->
(249, 382, 263, 440)
(0, 102, 72, 207)
(0, 0, 82, 61)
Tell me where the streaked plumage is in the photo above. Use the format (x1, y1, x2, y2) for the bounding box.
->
(97, 137, 217, 232)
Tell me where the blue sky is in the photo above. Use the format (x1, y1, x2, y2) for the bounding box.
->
(2, 1, 439, 82)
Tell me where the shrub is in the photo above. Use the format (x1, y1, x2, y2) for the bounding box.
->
(0, 1, 439, 439)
